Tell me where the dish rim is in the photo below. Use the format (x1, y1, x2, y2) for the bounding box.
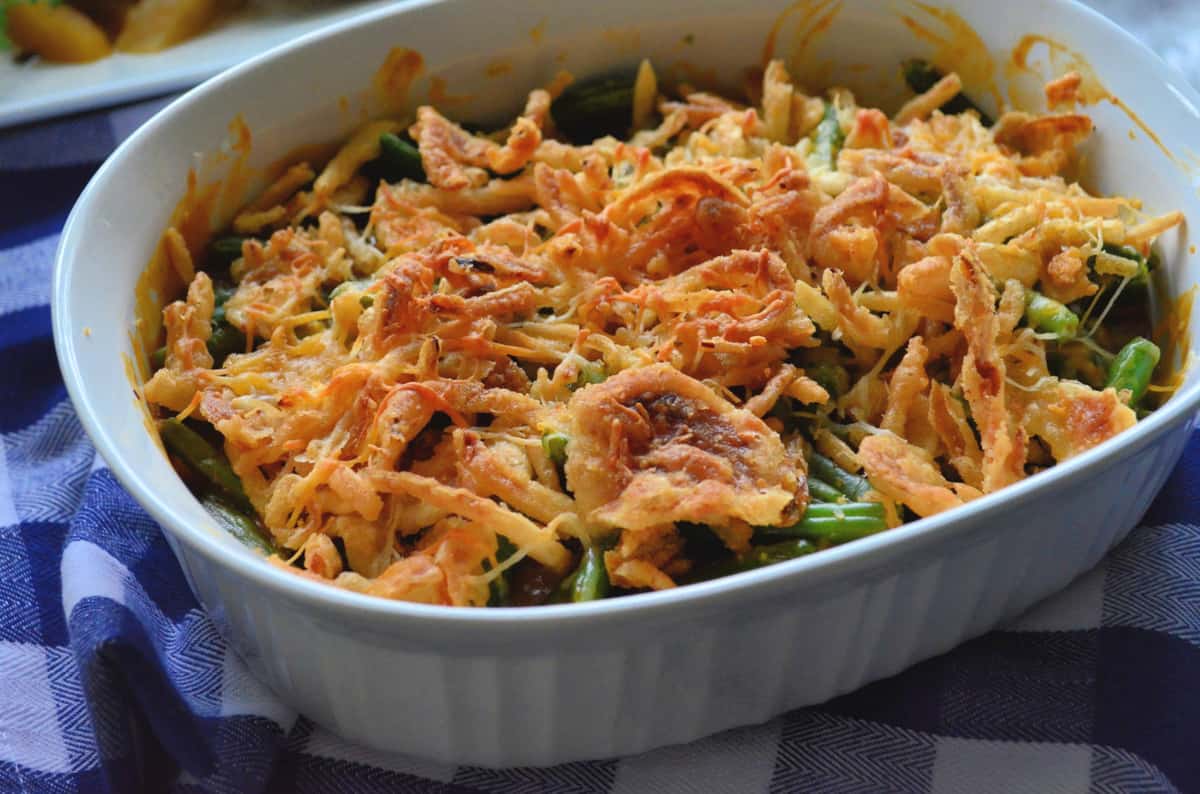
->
(51, 0, 1200, 628)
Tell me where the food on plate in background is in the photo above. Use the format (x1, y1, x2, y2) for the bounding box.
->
(3, 0, 245, 62)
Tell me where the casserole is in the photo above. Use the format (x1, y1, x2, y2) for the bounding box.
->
(53, 0, 1200, 766)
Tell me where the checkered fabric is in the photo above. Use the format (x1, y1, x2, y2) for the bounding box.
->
(3, 40, 1200, 793)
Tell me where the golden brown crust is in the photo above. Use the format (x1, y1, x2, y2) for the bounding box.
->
(951, 245, 1027, 492)
(565, 364, 801, 532)
(859, 433, 967, 518)
(141, 60, 1167, 605)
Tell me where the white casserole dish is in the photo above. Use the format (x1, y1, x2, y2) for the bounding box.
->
(53, 0, 1200, 767)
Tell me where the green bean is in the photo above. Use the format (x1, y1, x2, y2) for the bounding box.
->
(767, 396, 801, 428)
(150, 345, 167, 371)
(549, 538, 614, 604)
(761, 502, 887, 545)
(542, 431, 570, 466)
(901, 58, 993, 125)
(901, 59, 943, 93)
(200, 493, 274, 554)
(208, 236, 246, 268)
(1047, 347, 1107, 389)
(568, 545, 610, 602)
(788, 516, 888, 544)
(795, 501, 884, 521)
(328, 280, 361, 301)
(811, 101, 844, 170)
(807, 477, 845, 503)
(328, 279, 374, 309)
(154, 280, 240, 368)
(806, 361, 850, 399)
(208, 283, 248, 364)
(485, 534, 518, 606)
(378, 132, 427, 183)
(808, 451, 871, 500)
(828, 422, 878, 450)
(483, 558, 508, 606)
(1024, 290, 1080, 338)
(1105, 337, 1160, 407)
(213, 283, 237, 310)
(207, 322, 247, 364)
(901, 59, 940, 92)
(1100, 243, 1150, 284)
(1102, 243, 1146, 266)
(159, 418, 250, 511)
(553, 69, 637, 144)
(572, 360, 607, 389)
(687, 539, 816, 582)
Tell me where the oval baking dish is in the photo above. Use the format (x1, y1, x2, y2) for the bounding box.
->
(53, 0, 1200, 766)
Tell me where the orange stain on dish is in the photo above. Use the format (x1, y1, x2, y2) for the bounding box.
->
(273, 142, 341, 172)
(602, 27, 641, 53)
(485, 58, 513, 78)
(227, 114, 252, 157)
(529, 19, 546, 45)
(762, 0, 840, 68)
(429, 76, 473, 106)
(1008, 35, 1107, 105)
(122, 347, 138, 385)
(174, 169, 221, 260)
(901, 3, 1002, 115)
(1190, 245, 1196, 255)
(217, 119, 256, 229)
(373, 47, 424, 109)
(121, 347, 160, 443)
(1154, 285, 1197, 395)
(210, 115, 251, 166)
(797, 2, 838, 55)
(665, 60, 719, 93)
(1007, 34, 1175, 163)
(132, 169, 218, 359)
(1108, 95, 1175, 164)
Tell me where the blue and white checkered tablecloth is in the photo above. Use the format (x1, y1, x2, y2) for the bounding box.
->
(4, 8, 1200, 790)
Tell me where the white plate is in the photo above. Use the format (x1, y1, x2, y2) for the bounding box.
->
(0, 0, 397, 128)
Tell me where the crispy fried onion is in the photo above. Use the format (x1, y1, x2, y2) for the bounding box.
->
(409, 96, 548, 190)
(371, 470, 570, 571)
(992, 112, 1093, 177)
(565, 364, 802, 533)
(143, 271, 214, 412)
(951, 244, 1027, 492)
(881, 336, 929, 436)
(860, 433, 978, 517)
(1022, 380, 1136, 461)
(604, 523, 687, 591)
(607, 249, 817, 379)
(928, 382, 983, 489)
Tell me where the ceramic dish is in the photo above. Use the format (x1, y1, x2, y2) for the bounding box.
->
(53, 0, 1200, 766)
